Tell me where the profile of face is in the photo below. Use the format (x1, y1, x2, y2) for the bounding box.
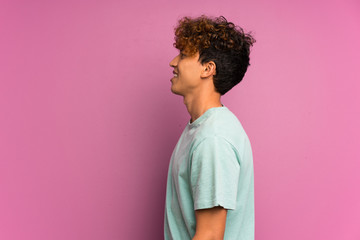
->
(169, 51, 205, 96)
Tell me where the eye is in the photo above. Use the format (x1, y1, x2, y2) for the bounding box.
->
(180, 52, 186, 58)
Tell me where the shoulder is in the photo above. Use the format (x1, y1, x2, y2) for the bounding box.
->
(193, 108, 247, 148)
(191, 135, 238, 160)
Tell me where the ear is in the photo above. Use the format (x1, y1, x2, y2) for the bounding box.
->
(200, 61, 216, 78)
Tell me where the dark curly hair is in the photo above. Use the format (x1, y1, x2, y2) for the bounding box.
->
(173, 15, 256, 95)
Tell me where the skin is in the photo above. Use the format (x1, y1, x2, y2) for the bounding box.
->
(193, 206, 227, 240)
(169, 51, 227, 240)
(169, 50, 223, 123)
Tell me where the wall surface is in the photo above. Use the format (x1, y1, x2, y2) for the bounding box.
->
(0, 0, 359, 239)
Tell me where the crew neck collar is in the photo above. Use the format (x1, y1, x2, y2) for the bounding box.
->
(188, 104, 226, 128)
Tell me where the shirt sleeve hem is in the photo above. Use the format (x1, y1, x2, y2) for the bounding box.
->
(194, 200, 236, 210)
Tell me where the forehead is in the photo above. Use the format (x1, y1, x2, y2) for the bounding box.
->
(178, 45, 197, 55)
(179, 48, 199, 59)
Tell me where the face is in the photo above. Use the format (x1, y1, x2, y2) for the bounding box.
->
(169, 50, 204, 96)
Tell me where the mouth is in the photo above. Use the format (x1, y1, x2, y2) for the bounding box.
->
(173, 71, 178, 78)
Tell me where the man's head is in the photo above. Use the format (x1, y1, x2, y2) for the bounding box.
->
(169, 15, 255, 96)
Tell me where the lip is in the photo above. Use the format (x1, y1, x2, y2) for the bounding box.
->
(171, 70, 178, 82)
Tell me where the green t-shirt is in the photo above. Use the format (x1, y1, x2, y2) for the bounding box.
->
(164, 105, 254, 240)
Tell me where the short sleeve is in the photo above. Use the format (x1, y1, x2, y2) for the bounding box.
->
(190, 136, 240, 210)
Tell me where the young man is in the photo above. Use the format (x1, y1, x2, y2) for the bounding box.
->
(164, 15, 256, 240)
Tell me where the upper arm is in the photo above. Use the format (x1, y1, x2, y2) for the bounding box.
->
(190, 137, 239, 239)
(190, 137, 240, 210)
(192, 206, 227, 240)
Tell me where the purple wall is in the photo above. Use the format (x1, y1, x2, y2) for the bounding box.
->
(1, 0, 359, 239)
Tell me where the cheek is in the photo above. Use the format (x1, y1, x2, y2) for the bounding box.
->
(184, 68, 200, 83)
(180, 66, 197, 79)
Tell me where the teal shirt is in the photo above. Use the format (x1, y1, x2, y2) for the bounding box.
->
(164, 105, 254, 240)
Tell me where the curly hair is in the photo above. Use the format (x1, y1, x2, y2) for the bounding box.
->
(173, 15, 256, 95)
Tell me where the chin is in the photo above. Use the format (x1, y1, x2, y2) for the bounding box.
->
(170, 87, 184, 96)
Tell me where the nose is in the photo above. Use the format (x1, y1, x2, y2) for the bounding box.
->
(169, 54, 179, 68)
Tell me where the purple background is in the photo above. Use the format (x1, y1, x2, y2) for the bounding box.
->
(1, 0, 359, 239)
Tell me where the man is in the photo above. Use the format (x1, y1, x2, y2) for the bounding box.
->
(164, 15, 256, 240)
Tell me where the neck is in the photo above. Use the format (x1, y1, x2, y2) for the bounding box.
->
(183, 90, 222, 124)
